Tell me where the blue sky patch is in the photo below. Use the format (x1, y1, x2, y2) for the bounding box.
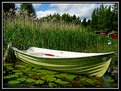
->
(15, 3, 115, 19)
(35, 4, 50, 12)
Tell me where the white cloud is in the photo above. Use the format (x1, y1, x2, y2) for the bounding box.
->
(36, 10, 56, 18)
(15, 4, 21, 12)
(50, 4, 71, 11)
(32, 4, 42, 11)
(36, 4, 99, 19)
(15, 4, 42, 11)
(16, 4, 21, 7)
(67, 4, 98, 19)
(15, 3, 114, 19)
(15, 4, 21, 9)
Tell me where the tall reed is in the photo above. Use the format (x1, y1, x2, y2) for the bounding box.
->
(3, 11, 118, 61)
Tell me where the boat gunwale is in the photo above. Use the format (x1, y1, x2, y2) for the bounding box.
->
(11, 47, 114, 59)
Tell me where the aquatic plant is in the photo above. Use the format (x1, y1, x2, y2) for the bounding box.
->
(64, 74, 76, 81)
(4, 74, 19, 79)
(17, 77, 26, 82)
(105, 76, 114, 83)
(34, 80, 45, 85)
(8, 80, 20, 85)
(55, 79, 69, 85)
(41, 75, 56, 82)
(48, 82, 57, 87)
(26, 78, 36, 83)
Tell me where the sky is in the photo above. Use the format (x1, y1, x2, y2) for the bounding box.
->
(15, 2, 115, 20)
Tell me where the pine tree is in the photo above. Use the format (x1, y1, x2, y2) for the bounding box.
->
(91, 4, 118, 32)
(3, 3, 16, 17)
(111, 3, 118, 32)
(20, 3, 36, 18)
(82, 18, 87, 26)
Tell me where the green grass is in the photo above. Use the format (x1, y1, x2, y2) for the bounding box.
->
(3, 13, 118, 65)
(4, 19, 116, 51)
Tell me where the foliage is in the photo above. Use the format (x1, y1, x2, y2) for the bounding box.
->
(26, 78, 36, 83)
(8, 80, 20, 85)
(55, 79, 69, 85)
(105, 76, 114, 83)
(91, 4, 118, 32)
(4, 74, 19, 79)
(40, 13, 81, 24)
(80, 76, 97, 86)
(82, 18, 88, 27)
(64, 75, 76, 81)
(20, 3, 36, 18)
(111, 3, 118, 32)
(3, 60, 118, 88)
(3, 3, 16, 19)
(3, 3, 15, 13)
(17, 77, 26, 82)
(41, 75, 56, 82)
(35, 80, 45, 85)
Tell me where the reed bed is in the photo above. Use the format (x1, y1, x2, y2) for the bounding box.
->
(3, 12, 118, 61)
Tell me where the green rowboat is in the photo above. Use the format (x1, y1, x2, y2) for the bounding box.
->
(11, 47, 114, 77)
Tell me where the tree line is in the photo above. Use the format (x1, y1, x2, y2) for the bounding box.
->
(91, 3, 118, 33)
(39, 13, 82, 24)
(3, 3, 118, 32)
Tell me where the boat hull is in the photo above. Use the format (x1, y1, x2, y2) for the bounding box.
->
(13, 48, 113, 77)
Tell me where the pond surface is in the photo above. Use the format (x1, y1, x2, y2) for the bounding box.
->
(3, 60, 118, 88)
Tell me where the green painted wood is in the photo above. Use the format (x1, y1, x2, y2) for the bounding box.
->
(13, 48, 113, 77)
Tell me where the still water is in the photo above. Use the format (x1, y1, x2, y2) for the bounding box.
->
(3, 60, 118, 88)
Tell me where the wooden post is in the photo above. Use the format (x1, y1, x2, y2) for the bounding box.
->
(3, 42, 12, 63)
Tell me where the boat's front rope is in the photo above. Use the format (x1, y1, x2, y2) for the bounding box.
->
(3, 42, 12, 62)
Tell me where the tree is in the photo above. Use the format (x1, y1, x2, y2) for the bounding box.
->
(112, 3, 118, 16)
(20, 3, 36, 18)
(61, 13, 69, 22)
(111, 3, 118, 31)
(91, 9, 98, 30)
(75, 16, 81, 24)
(3, 3, 15, 13)
(3, 3, 16, 17)
(82, 18, 87, 26)
(87, 19, 91, 25)
(91, 4, 118, 32)
(55, 13, 61, 21)
(72, 15, 80, 24)
(39, 13, 81, 24)
(72, 14, 76, 23)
